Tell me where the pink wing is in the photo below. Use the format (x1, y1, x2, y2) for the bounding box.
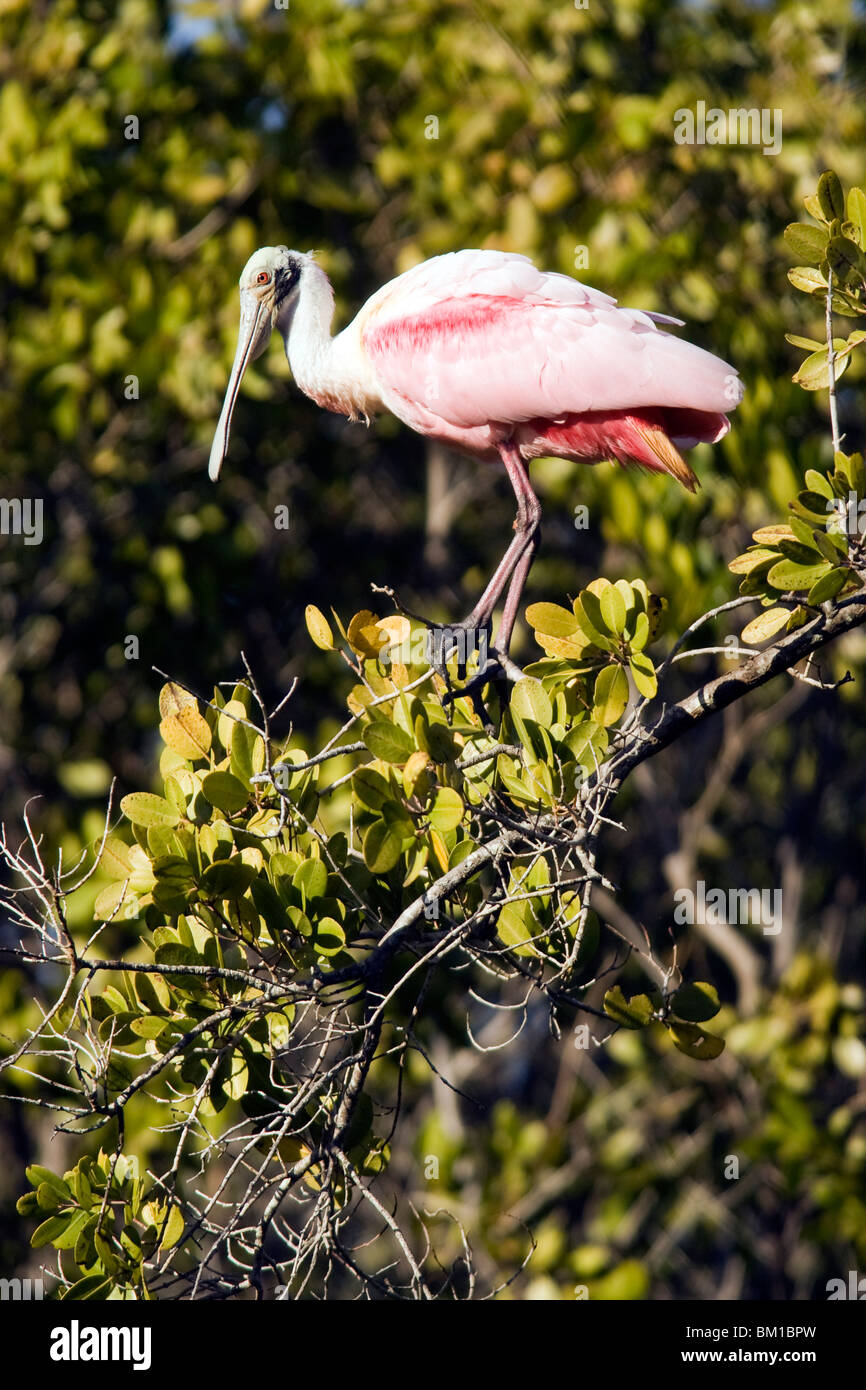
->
(361, 250, 742, 435)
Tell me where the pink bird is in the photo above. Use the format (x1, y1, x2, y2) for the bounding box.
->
(209, 247, 742, 684)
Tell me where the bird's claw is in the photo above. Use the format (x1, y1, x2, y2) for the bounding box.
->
(440, 649, 522, 703)
(424, 619, 493, 682)
(369, 586, 521, 720)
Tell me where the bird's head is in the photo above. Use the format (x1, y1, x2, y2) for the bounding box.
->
(208, 245, 304, 480)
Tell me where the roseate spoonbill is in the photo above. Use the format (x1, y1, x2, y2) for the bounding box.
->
(209, 247, 742, 684)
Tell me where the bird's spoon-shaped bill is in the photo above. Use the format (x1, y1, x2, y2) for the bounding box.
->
(208, 291, 273, 481)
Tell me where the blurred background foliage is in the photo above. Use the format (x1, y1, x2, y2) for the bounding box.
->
(1, 0, 866, 1297)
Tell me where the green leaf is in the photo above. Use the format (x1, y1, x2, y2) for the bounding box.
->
(784, 333, 825, 351)
(628, 651, 657, 699)
(804, 469, 835, 499)
(130, 1015, 168, 1039)
(26, 1165, 72, 1199)
(787, 265, 826, 295)
(267, 1011, 293, 1050)
(630, 610, 650, 651)
(827, 234, 863, 284)
(776, 537, 823, 565)
(592, 665, 629, 725)
(424, 719, 457, 763)
(793, 346, 850, 390)
(803, 193, 828, 225)
(496, 900, 537, 956)
(293, 857, 328, 899)
(54, 1208, 92, 1251)
(352, 765, 392, 810)
(199, 860, 257, 899)
(151, 855, 197, 913)
(783, 221, 827, 264)
(120, 792, 180, 829)
(564, 720, 608, 771)
(847, 185, 866, 250)
(600, 584, 627, 635)
(787, 514, 820, 547)
(813, 528, 848, 563)
(767, 558, 831, 591)
(672, 981, 721, 1023)
(574, 591, 613, 649)
(133, 968, 171, 1013)
(817, 170, 845, 222)
(603, 986, 653, 1028)
(428, 786, 464, 832)
(160, 1204, 185, 1251)
(229, 721, 258, 787)
(808, 567, 849, 605)
(153, 942, 197, 970)
(363, 720, 415, 764)
(250, 879, 287, 937)
(31, 1213, 72, 1247)
(792, 491, 835, 521)
(312, 917, 346, 956)
(201, 770, 249, 814)
(163, 776, 188, 818)
(94, 879, 138, 921)
(525, 602, 579, 637)
(668, 1022, 726, 1061)
(363, 820, 402, 873)
(510, 677, 552, 728)
(59, 1276, 114, 1301)
(36, 1182, 63, 1212)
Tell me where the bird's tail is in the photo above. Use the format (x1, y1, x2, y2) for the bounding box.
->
(520, 407, 716, 491)
(629, 420, 699, 493)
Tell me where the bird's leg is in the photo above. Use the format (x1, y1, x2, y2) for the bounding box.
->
(489, 474, 542, 656)
(377, 443, 541, 698)
(459, 447, 537, 630)
(441, 442, 542, 699)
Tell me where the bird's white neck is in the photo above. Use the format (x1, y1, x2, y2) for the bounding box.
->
(280, 259, 376, 421)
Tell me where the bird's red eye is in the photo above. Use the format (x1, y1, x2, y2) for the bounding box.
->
(256, 271, 270, 285)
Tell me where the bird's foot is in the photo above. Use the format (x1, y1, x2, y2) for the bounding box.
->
(440, 647, 523, 703)
(424, 618, 496, 682)
(369, 585, 493, 681)
(368, 583, 522, 721)
(439, 648, 524, 735)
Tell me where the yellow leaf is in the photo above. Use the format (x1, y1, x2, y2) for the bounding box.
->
(752, 525, 796, 544)
(429, 829, 450, 873)
(535, 631, 592, 659)
(305, 604, 334, 651)
(217, 699, 247, 753)
(376, 614, 411, 647)
(158, 681, 196, 719)
(159, 707, 212, 760)
(728, 548, 777, 574)
(347, 610, 384, 659)
(740, 608, 791, 644)
(402, 749, 430, 798)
